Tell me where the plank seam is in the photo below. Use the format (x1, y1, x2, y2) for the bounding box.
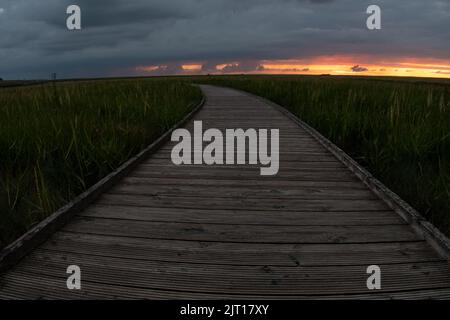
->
(59, 230, 426, 245)
(75, 215, 406, 226)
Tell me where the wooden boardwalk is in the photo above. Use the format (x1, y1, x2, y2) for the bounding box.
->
(1, 85, 450, 299)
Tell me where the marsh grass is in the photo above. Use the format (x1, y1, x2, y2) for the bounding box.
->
(200, 75, 450, 236)
(0, 79, 201, 248)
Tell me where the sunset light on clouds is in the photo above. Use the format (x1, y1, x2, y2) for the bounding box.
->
(136, 55, 450, 79)
(256, 56, 450, 78)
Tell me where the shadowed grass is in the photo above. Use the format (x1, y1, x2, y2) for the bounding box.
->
(199, 75, 450, 236)
(0, 79, 201, 248)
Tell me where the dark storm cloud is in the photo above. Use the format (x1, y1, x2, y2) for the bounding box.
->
(0, 0, 449, 79)
(40, 0, 193, 28)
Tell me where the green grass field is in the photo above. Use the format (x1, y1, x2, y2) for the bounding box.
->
(0, 79, 202, 248)
(198, 75, 450, 236)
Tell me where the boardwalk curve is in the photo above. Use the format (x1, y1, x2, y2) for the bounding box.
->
(1, 85, 450, 299)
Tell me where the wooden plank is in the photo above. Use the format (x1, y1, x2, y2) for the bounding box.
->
(109, 183, 379, 200)
(96, 194, 390, 211)
(139, 161, 347, 169)
(148, 153, 337, 162)
(159, 145, 329, 152)
(129, 170, 360, 182)
(157, 149, 334, 156)
(63, 217, 421, 243)
(121, 176, 369, 189)
(80, 204, 403, 225)
(136, 164, 347, 173)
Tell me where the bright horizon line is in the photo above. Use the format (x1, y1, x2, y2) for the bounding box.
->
(17, 72, 450, 81)
(135, 55, 450, 80)
(5, 61, 450, 81)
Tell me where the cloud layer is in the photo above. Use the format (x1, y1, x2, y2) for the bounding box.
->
(0, 0, 449, 79)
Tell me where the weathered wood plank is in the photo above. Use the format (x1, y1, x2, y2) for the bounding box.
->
(140, 159, 346, 168)
(63, 217, 421, 243)
(129, 171, 360, 182)
(96, 194, 390, 211)
(109, 183, 379, 200)
(149, 153, 339, 162)
(80, 204, 402, 225)
(121, 176, 368, 189)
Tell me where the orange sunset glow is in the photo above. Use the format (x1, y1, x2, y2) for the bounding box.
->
(257, 56, 450, 78)
(182, 64, 202, 71)
(137, 55, 450, 79)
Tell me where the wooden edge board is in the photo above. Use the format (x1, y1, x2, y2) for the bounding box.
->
(0, 92, 206, 273)
(222, 85, 450, 261)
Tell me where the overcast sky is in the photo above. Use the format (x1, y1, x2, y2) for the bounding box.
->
(0, 0, 449, 79)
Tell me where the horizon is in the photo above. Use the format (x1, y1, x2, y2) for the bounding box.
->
(3, 73, 450, 84)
